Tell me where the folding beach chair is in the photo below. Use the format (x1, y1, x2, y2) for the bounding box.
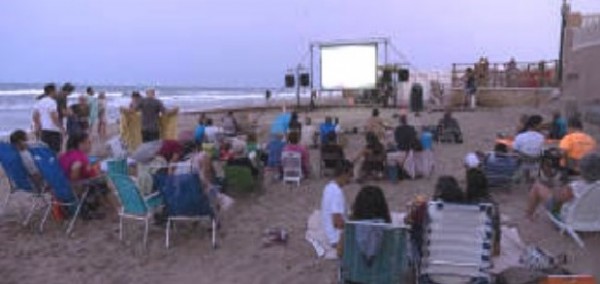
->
(107, 173, 163, 247)
(339, 221, 411, 284)
(482, 152, 519, 189)
(420, 201, 493, 284)
(319, 148, 343, 177)
(282, 151, 302, 187)
(154, 172, 217, 249)
(29, 145, 92, 235)
(224, 165, 257, 194)
(0, 142, 44, 225)
(546, 181, 600, 248)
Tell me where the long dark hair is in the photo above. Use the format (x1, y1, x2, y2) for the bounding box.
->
(351, 186, 392, 223)
(66, 133, 89, 151)
(434, 176, 464, 203)
(466, 168, 490, 201)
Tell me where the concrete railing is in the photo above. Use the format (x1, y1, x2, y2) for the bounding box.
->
(573, 14, 600, 50)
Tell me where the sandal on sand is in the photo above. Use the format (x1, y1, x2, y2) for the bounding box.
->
(262, 227, 288, 247)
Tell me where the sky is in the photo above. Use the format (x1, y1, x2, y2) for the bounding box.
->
(1, 0, 600, 87)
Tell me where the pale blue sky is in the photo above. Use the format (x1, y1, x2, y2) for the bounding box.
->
(1, 0, 599, 87)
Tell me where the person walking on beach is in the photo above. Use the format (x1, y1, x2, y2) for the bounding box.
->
(134, 88, 177, 142)
(97, 91, 107, 138)
(32, 83, 64, 153)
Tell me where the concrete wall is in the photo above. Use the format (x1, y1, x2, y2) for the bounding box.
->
(447, 88, 557, 107)
(562, 12, 600, 124)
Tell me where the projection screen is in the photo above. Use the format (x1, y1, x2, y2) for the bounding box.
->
(320, 44, 378, 90)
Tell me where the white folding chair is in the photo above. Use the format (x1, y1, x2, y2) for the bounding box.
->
(282, 151, 302, 187)
(546, 181, 600, 248)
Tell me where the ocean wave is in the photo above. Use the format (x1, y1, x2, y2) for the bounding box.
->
(0, 89, 43, 96)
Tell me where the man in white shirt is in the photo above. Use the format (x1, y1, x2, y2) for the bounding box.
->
(513, 115, 544, 182)
(32, 83, 64, 153)
(321, 160, 353, 249)
(204, 118, 221, 143)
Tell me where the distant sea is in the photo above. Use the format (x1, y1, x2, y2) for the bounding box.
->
(0, 83, 320, 136)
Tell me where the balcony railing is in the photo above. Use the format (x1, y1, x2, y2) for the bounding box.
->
(451, 60, 559, 88)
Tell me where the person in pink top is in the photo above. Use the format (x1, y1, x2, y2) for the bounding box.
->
(59, 133, 99, 181)
(283, 132, 311, 176)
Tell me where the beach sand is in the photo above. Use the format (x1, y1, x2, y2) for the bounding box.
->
(1, 103, 599, 284)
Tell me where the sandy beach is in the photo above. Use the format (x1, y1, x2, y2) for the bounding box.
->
(1, 102, 599, 284)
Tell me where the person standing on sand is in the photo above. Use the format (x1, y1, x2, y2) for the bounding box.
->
(97, 91, 107, 138)
(32, 83, 64, 153)
(56, 83, 75, 125)
(320, 161, 353, 251)
(464, 68, 477, 109)
(132, 88, 178, 142)
(86, 87, 99, 137)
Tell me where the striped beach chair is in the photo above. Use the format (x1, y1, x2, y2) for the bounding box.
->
(419, 201, 493, 284)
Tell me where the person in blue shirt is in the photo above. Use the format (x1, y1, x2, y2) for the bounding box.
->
(420, 126, 434, 151)
(319, 116, 336, 145)
(194, 116, 206, 145)
(549, 111, 567, 140)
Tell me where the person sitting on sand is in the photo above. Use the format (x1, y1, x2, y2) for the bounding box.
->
(437, 110, 463, 143)
(365, 108, 387, 142)
(227, 141, 259, 177)
(9, 130, 43, 190)
(321, 132, 346, 170)
(351, 185, 392, 223)
(353, 132, 386, 181)
(526, 152, 600, 220)
(559, 118, 597, 174)
(466, 168, 501, 256)
(321, 160, 353, 249)
(405, 176, 465, 255)
(283, 131, 310, 176)
(513, 115, 544, 182)
(549, 111, 567, 140)
(222, 111, 238, 137)
(394, 115, 417, 152)
(59, 133, 109, 219)
(482, 143, 518, 188)
(319, 116, 336, 145)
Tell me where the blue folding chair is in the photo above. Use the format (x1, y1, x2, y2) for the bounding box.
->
(107, 173, 162, 247)
(0, 142, 44, 225)
(29, 145, 90, 235)
(154, 172, 217, 249)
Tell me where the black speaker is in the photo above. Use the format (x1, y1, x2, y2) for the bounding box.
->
(398, 69, 410, 82)
(285, 74, 295, 88)
(382, 70, 392, 82)
(300, 73, 310, 87)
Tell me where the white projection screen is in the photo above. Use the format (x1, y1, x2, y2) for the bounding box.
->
(320, 44, 378, 90)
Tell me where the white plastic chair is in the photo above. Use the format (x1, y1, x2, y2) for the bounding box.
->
(546, 181, 600, 248)
(282, 151, 302, 187)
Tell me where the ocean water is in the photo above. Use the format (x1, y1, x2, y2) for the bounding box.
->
(0, 83, 318, 136)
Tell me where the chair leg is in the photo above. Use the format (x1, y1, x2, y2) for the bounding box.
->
(67, 189, 90, 236)
(119, 215, 124, 241)
(567, 228, 585, 248)
(165, 219, 171, 249)
(23, 198, 38, 226)
(3, 192, 11, 209)
(39, 201, 52, 233)
(143, 218, 149, 248)
(212, 218, 217, 249)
